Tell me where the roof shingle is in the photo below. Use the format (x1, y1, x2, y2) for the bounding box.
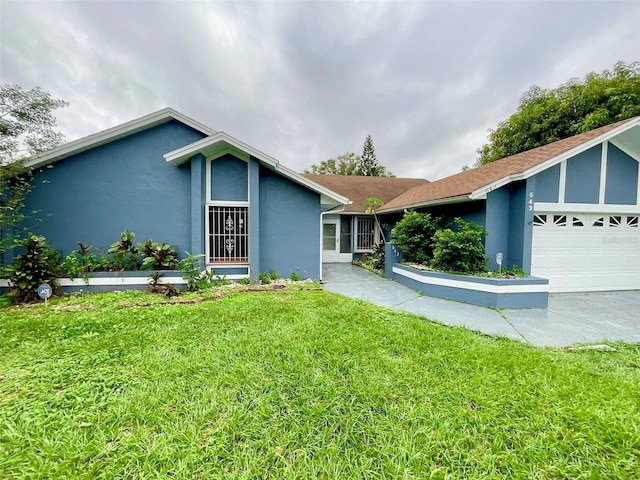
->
(303, 174, 429, 213)
(381, 117, 639, 212)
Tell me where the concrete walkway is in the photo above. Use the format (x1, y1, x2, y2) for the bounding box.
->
(322, 263, 640, 348)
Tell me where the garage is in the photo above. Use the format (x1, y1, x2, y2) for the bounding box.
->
(531, 212, 640, 292)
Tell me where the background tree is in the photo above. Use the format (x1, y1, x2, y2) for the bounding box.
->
(1, 84, 68, 258)
(476, 61, 640, 166)
(359, 134, 380, 176)
(304, 152, 361, 175)
(305, 135, 393, 176)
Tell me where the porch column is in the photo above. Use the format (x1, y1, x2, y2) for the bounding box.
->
(248, 157, 260, 281)
(190, 153, 206, 269)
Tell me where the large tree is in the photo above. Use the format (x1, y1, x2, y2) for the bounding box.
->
(1, 84, 68, 257)
(305, 135, 392, 176)
(476, 61, 640, 166)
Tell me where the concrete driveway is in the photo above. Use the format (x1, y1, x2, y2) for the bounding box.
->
(322, 263, 640, 348)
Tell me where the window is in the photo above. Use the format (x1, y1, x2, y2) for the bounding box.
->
(552, 215, 567, 227)
(533, 214, 547, 226)
(572, 217, 584, 227)
(208, 206, 248, 263)
(356, 217, 376, 251)
(609, 216, 622, 227)
(627, 216, 638, 228)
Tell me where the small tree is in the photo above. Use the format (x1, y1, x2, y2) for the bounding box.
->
(357, 134, 391, 176)
(364, 196, 385, 242)
(1, 84, 68, 258)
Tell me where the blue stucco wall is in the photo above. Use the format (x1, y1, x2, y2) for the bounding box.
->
(485, 188, 510, 271)
(259, 167, 321, 279)
(210, 154, 248, 201)
(565, 145, 601, 203)
(22, 120, 206, 258)
(605, 144, 638, 205)
(533, 163, 560, 203)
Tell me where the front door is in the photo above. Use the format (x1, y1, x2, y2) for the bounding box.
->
(322, 218, 340, 263)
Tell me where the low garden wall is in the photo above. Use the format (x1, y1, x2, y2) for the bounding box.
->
(385, 243, 549, 309)
(0, 271, 187, 294)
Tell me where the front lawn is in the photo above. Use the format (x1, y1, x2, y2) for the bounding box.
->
(1, 290, 638, 478)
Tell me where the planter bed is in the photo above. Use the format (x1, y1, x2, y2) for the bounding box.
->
(0, 270, 187, 294)
(390, 263, 549, 309)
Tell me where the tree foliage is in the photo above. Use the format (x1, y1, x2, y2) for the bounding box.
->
(0, 84, 68, 257)
(359, 134, 386, 176)
(305, 135, 393, 176)
(477, 61, 640, 166)
(304, 152, 361, 175)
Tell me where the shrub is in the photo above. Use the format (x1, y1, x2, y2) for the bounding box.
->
(4, 235, 62, 302)
(180, 252, 215, 292)
(62, 242, 101, 281)
(139, 239, 179, 270)
(259, 269, 280, 284)
(432, 218, 487, 274)
(371, 241, 385, 271)
(391, 212, 444, 264)
(107, 230, 139, 270)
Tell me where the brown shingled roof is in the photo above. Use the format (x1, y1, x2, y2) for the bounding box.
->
(381, 116, 639, 212)
(303, 174, 429, 213)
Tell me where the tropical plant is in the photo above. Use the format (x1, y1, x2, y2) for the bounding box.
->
(107, 230, 138, 270)
(139, 239, 179, 270)
(3, 234, 62, 301)
(180, 252, 215, 292)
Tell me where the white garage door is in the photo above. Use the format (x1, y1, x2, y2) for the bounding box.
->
(531, 213, 640, 292)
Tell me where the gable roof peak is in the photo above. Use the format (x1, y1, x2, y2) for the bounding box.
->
(24, 108, 216, 169)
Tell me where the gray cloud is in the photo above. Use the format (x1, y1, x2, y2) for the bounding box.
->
(1, 0, 638, 180)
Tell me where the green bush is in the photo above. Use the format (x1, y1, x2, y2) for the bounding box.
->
(391, 212, 444, 264)
(139, 239, 179, 270)
(432, 218, 487, 274)
(4, 235, 62, 302)
(107, 230, 139, 270)
(180, 252, 215, 292)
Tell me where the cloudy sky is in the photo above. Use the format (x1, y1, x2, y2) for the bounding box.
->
(1, 1, 638, 180)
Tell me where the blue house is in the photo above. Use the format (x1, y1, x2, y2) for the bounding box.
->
(10, 109, 348, 282)
(4, 109, 639, 294)
(376, 116, 640, 293)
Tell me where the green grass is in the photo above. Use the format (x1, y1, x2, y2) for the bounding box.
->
(1, 289, 639, 479)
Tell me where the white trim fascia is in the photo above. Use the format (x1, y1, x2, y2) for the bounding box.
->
(379, 195, 472, 214)
(609, 138, 640, 163)
(164, 132, 350, 206)
(558, 160, 567, 203)
(469, 174, 526, 200)
(392, 267, 549, 294)
(468, 117, 640, 201)
(206, 200, 250, 207)
(598, 141, 608, 204)
(207, 147, 250, 163)
(24, 108, 216, 169)
(534, 203, 640, 214)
